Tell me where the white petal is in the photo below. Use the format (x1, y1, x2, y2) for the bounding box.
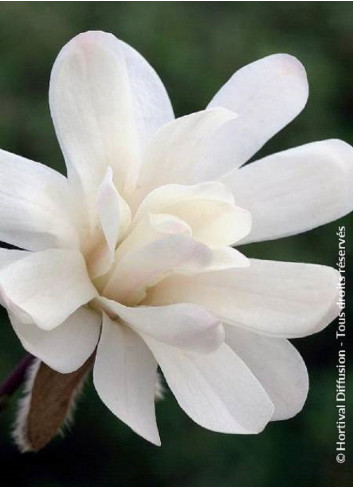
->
(225, 326, 309, 420)
(114, 213, 192, 265)
(0, 249, 97, 330)
(97, 167, 123, 252)
(0, 248, 28, 270)
(208, 247, 249, 271)
(103, 234, 212, 305)
(145, 338, 274, 434)
(208, 54, 308, 167)
(134, 108, 238, 204)
(222, 139, 353, 243)
(0, 149, 79, 251)
(146, 259, 340, 338)
(11, 307, 101, 374)
(90, 167, 131, 278)
(133, 182, 252, 247)
(49, 31, 173, 202)
(98, 298, 224, 354)
(93, 313, 160, 445)
(0, 249, 29, 307)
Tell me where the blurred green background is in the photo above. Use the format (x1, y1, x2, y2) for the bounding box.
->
(0, 1, 352, 486)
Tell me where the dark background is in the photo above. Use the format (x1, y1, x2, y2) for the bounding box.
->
(0, 2, 352, 486)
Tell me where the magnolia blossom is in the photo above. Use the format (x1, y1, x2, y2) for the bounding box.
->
(0, 31, 352, 446)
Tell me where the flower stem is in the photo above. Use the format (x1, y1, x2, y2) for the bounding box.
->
(0, 354, 35, 411)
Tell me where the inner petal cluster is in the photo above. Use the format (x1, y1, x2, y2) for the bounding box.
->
(86, 171, 252, 308)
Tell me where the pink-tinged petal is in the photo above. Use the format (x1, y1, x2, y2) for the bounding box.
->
(0, 249, 97, 330)
(133, 182, 252, 247)
(0, 149, 79, 251)
(11, 307, 101, 374)
(98, 298, 224, 354)
(103, 234, 212, 305)
(134, 108, 237, 203)
(225, 326, 309, 420)
(208, 54, 308, 167)
(146, 259, 340, 338)
(222, 139, 353, 243)
(93, 313, 160, 445)
(49, 31, 173, 203)
(145, 338, 274, 434)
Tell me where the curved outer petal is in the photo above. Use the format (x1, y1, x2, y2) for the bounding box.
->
(0, 249, 29, 307)
(98, 298, 224, 354)
(208, 54, 308, 167)
(145, 338, 274, 434)
(225, 326, 309, 420)
(0, 249, 97, 330)
(145, 259, 340, 338)
(103, 234, 213, 305)
(11, 307, 101, 374)
(133, 182, 252, 247)
(222, 139, 353, 243)
(93, 313, 160, 445)
(49, 31, 174, 203)
(0, 149, 79, 251)
(134, 108, 238, 204)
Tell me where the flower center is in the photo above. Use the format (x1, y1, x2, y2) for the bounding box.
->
(83, 179, 252, 308)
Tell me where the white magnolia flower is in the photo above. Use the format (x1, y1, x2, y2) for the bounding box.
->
(0, 31, 352, 446)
